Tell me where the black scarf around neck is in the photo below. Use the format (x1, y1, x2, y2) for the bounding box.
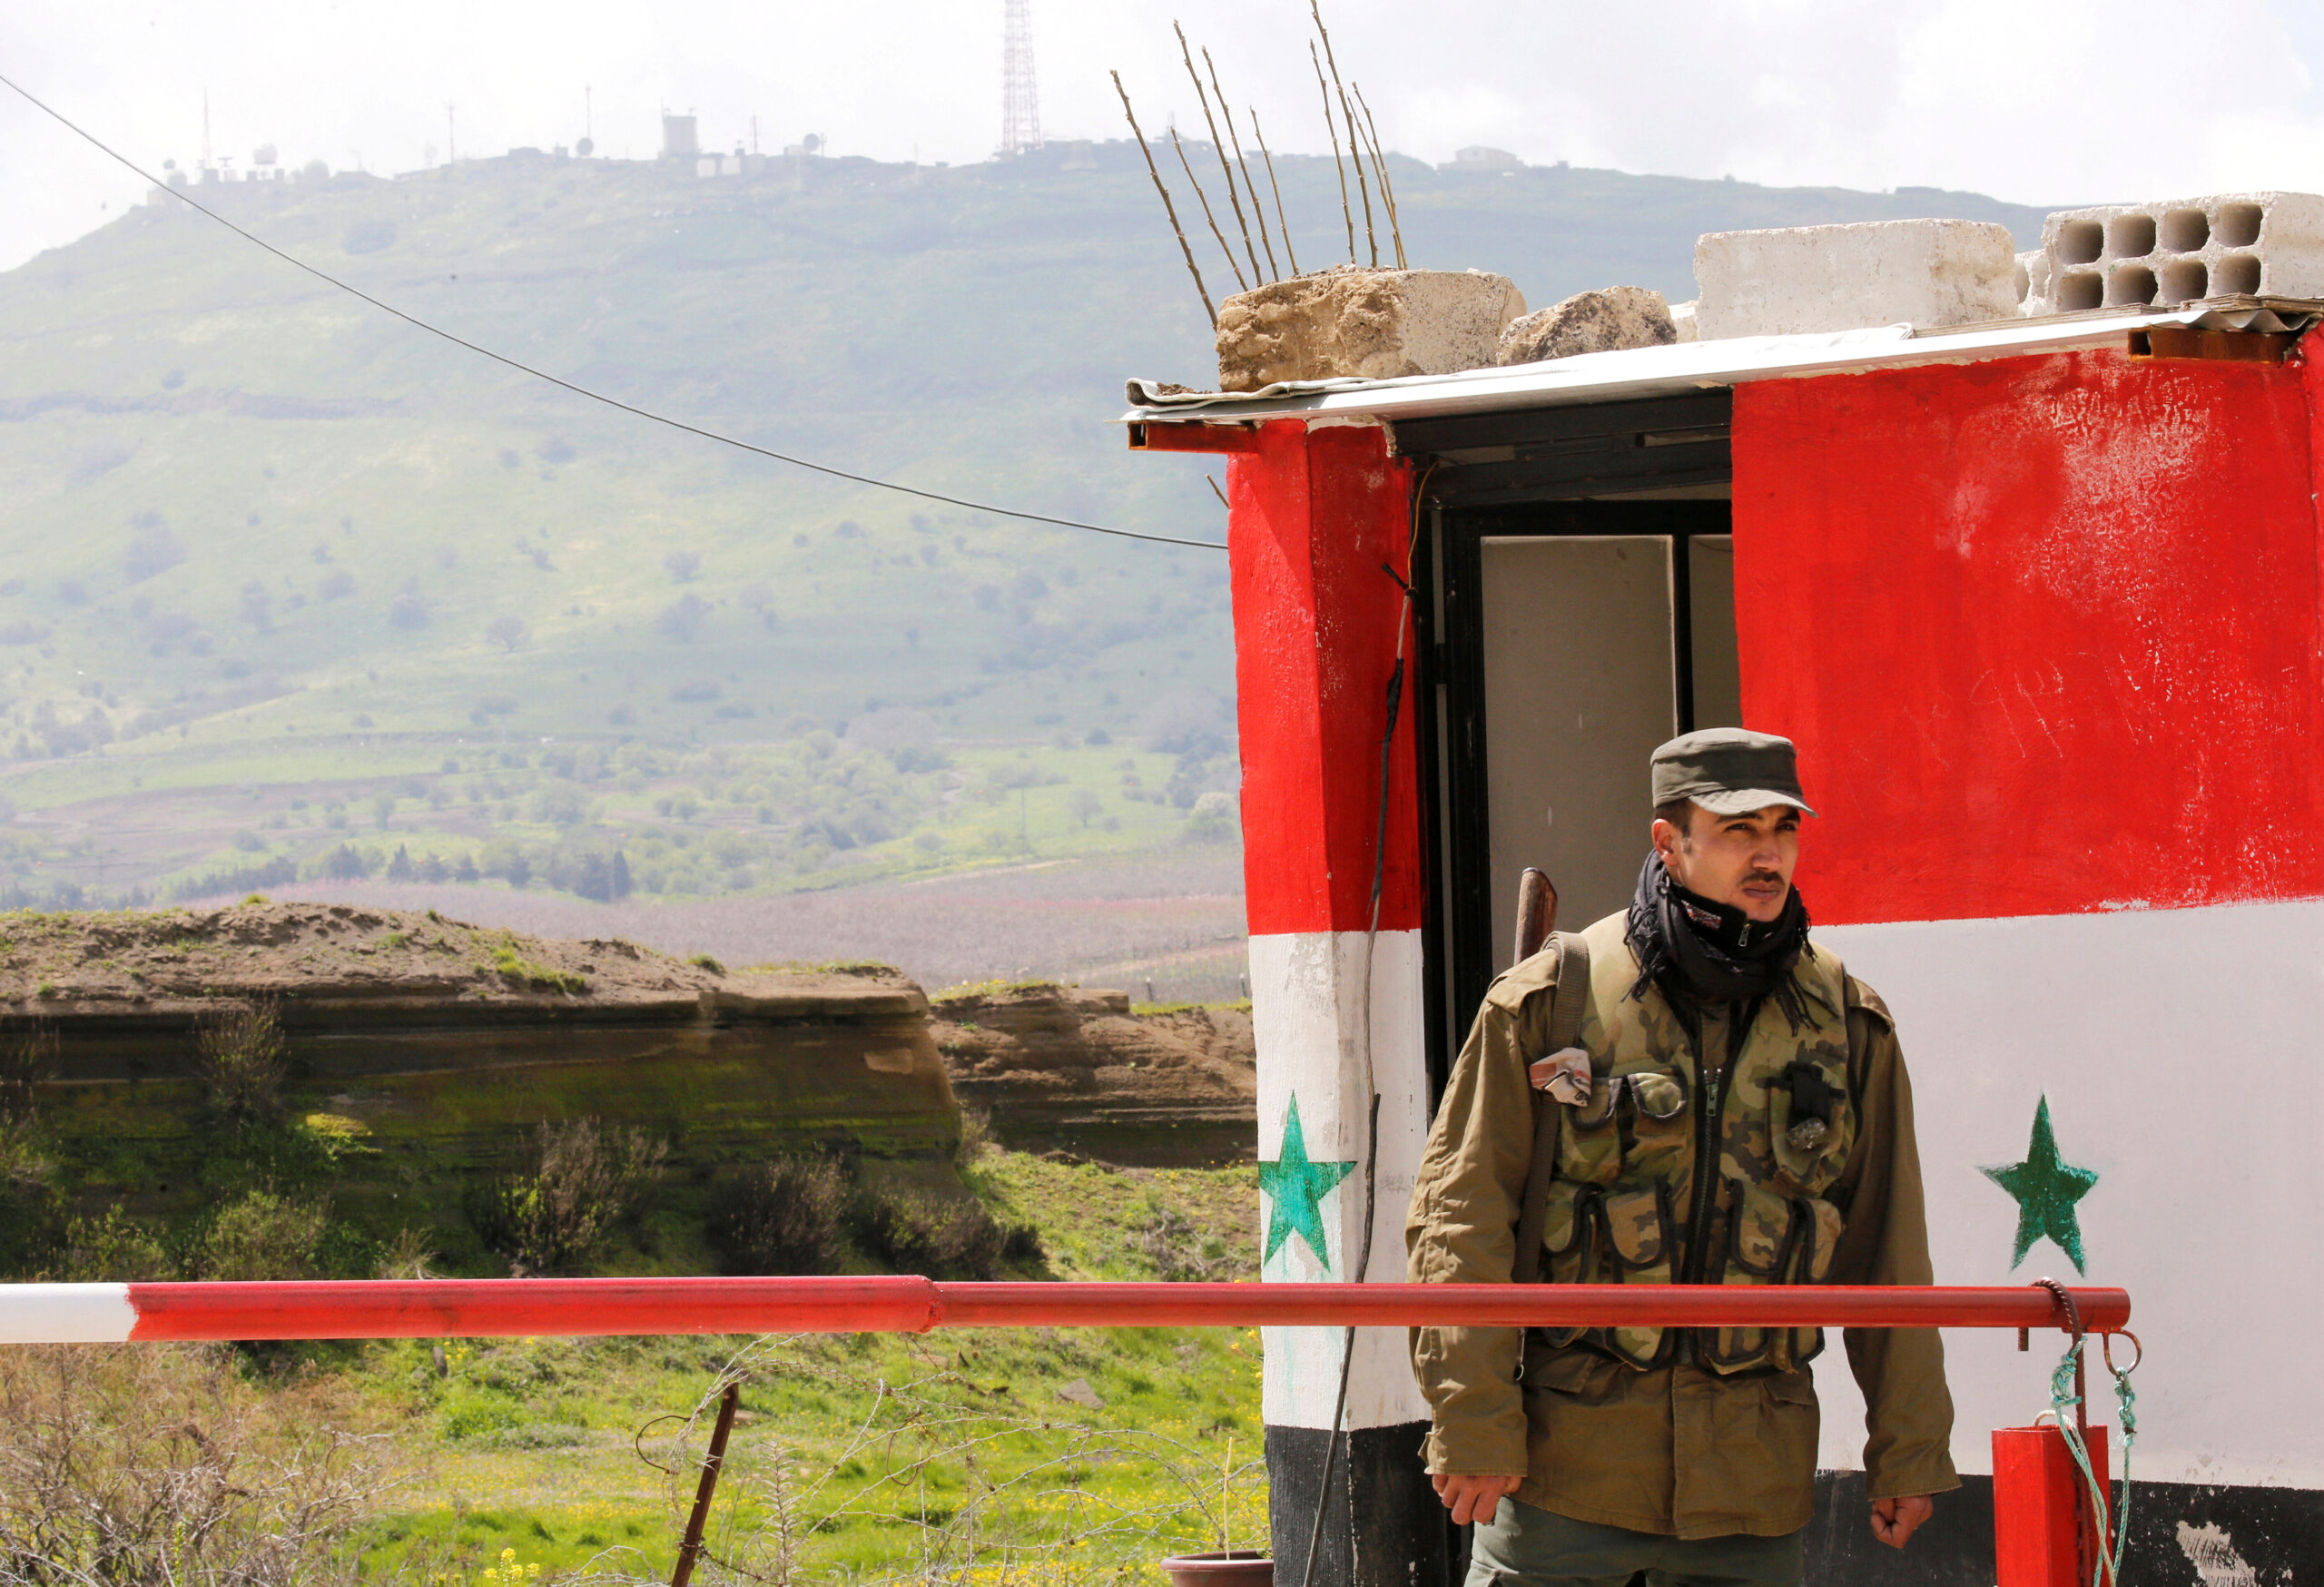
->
(1625, 852, 1819, 1027)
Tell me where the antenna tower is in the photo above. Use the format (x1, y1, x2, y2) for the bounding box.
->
(1000, 0, 1040, 156)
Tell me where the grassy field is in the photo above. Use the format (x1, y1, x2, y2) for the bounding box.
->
(103, 1152, 1270, 1586)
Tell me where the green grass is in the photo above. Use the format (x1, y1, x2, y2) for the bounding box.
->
(486, 937, 587, 993)
(307, 1149, 1267, 1582)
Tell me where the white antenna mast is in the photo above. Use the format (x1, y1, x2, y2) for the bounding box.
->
(1000, 0, 1040, 156)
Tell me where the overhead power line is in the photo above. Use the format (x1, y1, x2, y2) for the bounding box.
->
(0, 69, 1225, 552)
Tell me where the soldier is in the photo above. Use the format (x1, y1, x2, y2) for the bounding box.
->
(1405, 727, 1955, 1587)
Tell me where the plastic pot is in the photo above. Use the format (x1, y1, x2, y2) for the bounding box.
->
(1159, 1550, 1273, 1586)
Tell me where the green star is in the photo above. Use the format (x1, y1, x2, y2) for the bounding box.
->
(1259, 1095, 1357, 1269)
(1982, 1095, 2099, 1276)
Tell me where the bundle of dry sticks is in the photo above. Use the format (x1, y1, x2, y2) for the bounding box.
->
(1113, 2, 1409, 327)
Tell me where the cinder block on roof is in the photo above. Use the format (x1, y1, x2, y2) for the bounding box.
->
(1215, 266, 1526, 392)
(1692, 219, 2020, 339)
(2036, 192, 2324, 313)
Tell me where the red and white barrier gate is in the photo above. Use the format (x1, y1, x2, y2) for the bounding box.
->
(0, 1278, 2132, 1586)
(0, 1276, 2126, 1342)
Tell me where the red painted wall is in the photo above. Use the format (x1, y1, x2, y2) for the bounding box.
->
(1226, 420, 1423, 936)
(1732, 349, 2324, 925)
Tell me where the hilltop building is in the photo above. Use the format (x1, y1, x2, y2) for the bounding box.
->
(1442, 144, 1523, 172)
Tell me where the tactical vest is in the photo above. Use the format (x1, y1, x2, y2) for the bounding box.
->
(1535, 911, 1856, 1375)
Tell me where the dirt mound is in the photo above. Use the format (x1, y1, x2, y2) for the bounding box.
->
(932, 983, 1255, 1165)
(0, 900, 913, 1011)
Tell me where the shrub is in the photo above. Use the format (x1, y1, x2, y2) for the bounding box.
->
(440, 1395, 524, 1443)
(194, 1000, 290, 1125)
(707, 1156, 849, 1276)
(60, 1207, 172, 1281)
(343, 216, 397, 253)
(468, 1118, 667, 1275)
(373, 1225, 437, 1280)
(855, 1188, 1033, 1281)
(184, 1189, 329, 1281)
(0, 1342, 384, 1585)
(0, 1020, 53, 1133)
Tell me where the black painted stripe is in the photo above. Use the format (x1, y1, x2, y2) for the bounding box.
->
(1807, 1470, 2324, 1586)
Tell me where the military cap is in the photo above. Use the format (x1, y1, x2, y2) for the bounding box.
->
(1651, 727, 1817, 817)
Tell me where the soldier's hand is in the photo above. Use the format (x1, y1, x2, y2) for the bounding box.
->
(1870, 1494, 1934, 1548)
(1431, 1473, 1524, 1526)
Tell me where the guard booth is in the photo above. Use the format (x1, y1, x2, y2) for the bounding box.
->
(1128, 303, 2324, 1585)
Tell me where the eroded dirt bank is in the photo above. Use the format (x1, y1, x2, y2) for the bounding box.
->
(932, 982, 1256, 1165)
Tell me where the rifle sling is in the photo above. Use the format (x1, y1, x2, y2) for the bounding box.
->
(1511, 932, 1590, 1285)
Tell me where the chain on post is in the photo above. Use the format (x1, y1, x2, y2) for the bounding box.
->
(2034, 1280, 2139, 1587)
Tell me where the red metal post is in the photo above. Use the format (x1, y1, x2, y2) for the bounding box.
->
(1993, 1423, 2110, 1587)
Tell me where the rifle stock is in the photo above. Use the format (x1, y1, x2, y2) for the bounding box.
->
(1512, 866, 1557, 965)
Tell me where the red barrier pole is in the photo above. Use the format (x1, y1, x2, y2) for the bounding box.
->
(123, 1275, 943, 1341)
(6, 1278, 2132, 1345)
(931, 1282, 2131, 1333)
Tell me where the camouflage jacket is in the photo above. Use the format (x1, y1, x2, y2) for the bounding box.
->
(1404, 910, 1959, 1539)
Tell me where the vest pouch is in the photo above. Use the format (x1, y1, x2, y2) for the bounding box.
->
(1610, 1065, 1692, 1182)
(1528, 1182, 1598, 1348)
(1599, 1182, 1677, 1370)
(1705, 1181, 1801, 1373)
(1725, 1179, 1805, 1279)
(1797, 1196, 1845, 1284)
(1706, 1182, 1847, 1373)
(1767, 1046, 1854, 1194)
(1556, 1070, 1624, 1187)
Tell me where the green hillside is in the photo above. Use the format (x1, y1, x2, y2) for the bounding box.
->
(0, 143, 2047, 907)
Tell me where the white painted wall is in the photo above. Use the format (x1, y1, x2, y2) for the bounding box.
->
(1811, 901, 2324, 1488)
(1250, 928, 1433, 1432)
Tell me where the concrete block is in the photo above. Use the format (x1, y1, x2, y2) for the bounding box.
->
(2015, 249, 2052, 316)
(1669, 300, 1699, 342)
(2040, 192, 2324, 311)
(1495, 285, 1674, 365)
(1692, 219, 2020, 339)
(1215, 266, 1526, 391)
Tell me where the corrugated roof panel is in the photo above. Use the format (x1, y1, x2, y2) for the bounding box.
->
(1120, 300, 2320, 429)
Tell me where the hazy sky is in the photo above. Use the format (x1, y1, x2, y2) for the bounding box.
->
(5, 0, 2324, 272)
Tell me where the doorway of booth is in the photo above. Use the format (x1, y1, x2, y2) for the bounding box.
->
(1414, 498, 1740, 1105)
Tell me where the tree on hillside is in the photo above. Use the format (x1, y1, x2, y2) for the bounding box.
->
(486, 615, 531, 653)
(663, 550, 701, 583)
(1069, 788, 1103, 828)
(1140, 690, 1231, 758)
(658, 594, 710, 643)
(123, 523, 186, 583)
(389, 582, 431, 630)
(740, 582, 776, 630)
